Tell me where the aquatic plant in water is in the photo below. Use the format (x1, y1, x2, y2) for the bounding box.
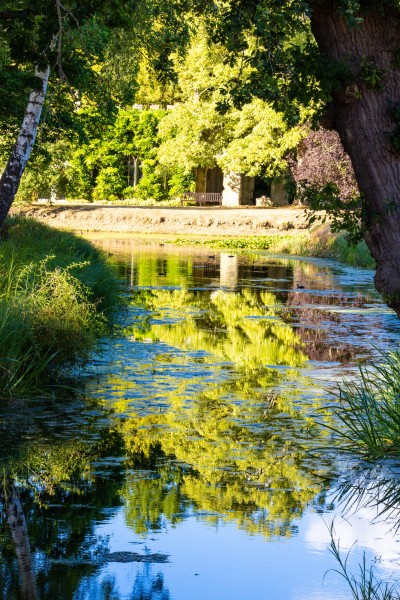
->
(328, 523, 400, 600)
(324, 350, 400, 459)
(172, 231, 375, 269)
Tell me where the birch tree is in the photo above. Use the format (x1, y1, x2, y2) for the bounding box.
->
(0, 0, 190, 229)
(0, 66, 50, 226)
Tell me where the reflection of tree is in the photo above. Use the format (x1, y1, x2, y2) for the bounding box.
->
(285, 288, 383, 363)
(0, 398, 125, 599)
(131, 287, 307, 370)
(5, 490, 37, 600)
(107, 283, 333, 538)
(110, 245, 298, 293)
(93, 284, 335, 539)
(73, 565, 171, 600)
(129, 568, 170, 600)
(123, 461, 190, 535)
(117, 390, 328, 539)
(0, 406, 177, 600)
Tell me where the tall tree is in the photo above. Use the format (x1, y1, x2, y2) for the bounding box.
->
(0, 66, 50, 226)
(158, 31, 306, 182)
(310, 1, 400, 315)
(0, 0, 132, 228)
(0, 0, 190, 226)
(197, 0, 400, 316)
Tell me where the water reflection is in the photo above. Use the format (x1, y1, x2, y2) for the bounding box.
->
(1, 241, 400, 599)
(332, 462, 400, 533)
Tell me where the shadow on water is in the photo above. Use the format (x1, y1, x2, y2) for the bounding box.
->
(2, 240, 400, 599)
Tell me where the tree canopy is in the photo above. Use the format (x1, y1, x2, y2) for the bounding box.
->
(2, 0, 400, 312)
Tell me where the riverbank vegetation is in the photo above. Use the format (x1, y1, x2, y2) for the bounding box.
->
(325, 351, 400, 460)
(174, 228, 375, 270)
(0, 217, 118, 397)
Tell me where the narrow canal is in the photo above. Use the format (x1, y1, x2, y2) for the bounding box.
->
(1, 240, 400, 599)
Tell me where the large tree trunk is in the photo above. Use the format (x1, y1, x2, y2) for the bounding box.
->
(310, 1, 400, 316)
(6, 491, 37, 599)
(0, 66, 50, 230)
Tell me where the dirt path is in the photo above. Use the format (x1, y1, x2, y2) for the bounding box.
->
(14, 204, 310, 236)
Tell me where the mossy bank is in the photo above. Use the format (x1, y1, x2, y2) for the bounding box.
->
(0, 216, 119, 397)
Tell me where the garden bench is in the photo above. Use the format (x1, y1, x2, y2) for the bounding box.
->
(182, 192, 223, 206)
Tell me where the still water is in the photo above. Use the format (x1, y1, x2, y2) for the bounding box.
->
(2, 240, 400, 599)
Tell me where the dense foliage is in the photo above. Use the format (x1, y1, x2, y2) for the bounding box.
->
(13, 28, 316, 203)
(288, 128, 362, 243)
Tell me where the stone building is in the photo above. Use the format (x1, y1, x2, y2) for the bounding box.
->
(194, 166, 289, 207)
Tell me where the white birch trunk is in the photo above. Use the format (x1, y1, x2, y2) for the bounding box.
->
(0, 66, 50, 229)
(7, 492, 37, 599)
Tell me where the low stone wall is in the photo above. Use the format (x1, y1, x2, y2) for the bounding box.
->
(13, 204, 311, 236)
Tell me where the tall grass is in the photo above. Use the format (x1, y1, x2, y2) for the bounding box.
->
(324, 350, 400, 459)
(329, 527, 400, 599)
(0, 217, 119, 397)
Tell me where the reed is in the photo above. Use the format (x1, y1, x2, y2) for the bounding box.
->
(329, 525, 400, 599)
(324, 350, 400, 459)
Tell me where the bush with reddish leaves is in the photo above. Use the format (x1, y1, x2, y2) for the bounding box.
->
(291, 128, 358, 199)
(289, 128, 362, 244)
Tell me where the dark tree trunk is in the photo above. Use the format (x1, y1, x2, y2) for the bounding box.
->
(6, 492, 37, 599)
(0, 66, 50, 230)
(310, 1, 400, 316)
(133, 156, 140, 188)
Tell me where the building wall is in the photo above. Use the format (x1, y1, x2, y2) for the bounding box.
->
(270, 179, 289, 206)
(222, 173, 255, 206)
(221, 172, 241, 206)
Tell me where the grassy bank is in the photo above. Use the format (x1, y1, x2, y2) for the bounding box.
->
(174, 226, 375, 270)
(0, 216, 119, 397)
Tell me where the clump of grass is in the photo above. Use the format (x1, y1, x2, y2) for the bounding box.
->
(328, 524, 400, 599)
(329, 235, 374, 269)
(324, 350, 400, 459)
(0, 217, 119, 397)
(5, 215, 118, 311)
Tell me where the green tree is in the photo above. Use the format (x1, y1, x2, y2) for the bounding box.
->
(220, 99, 307, 177)
(93, 108, 165, 201)
(158, 31, 309, 185)
(0, 1, 133, 225)
(192, 0, 400, 315)
(0, 0, 191, 222)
